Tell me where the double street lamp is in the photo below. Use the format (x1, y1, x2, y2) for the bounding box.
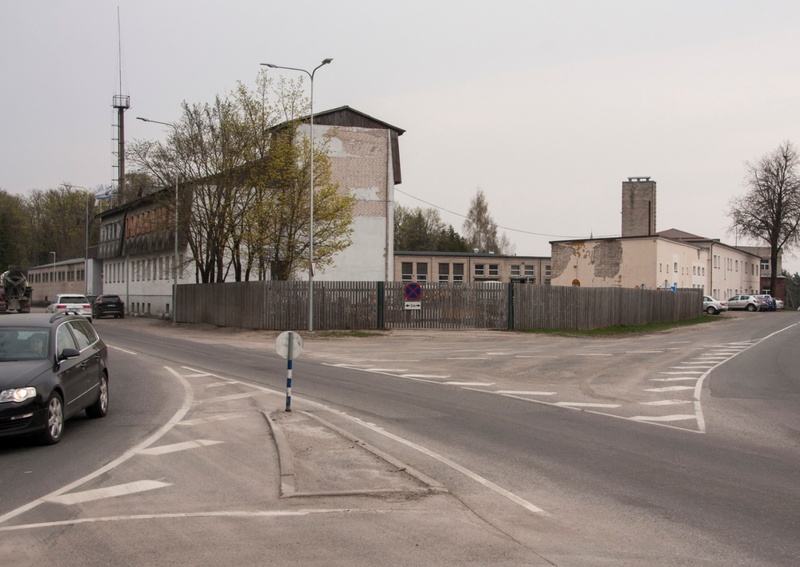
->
(135, 116, 180, 321)
(260, 58, 332, 332)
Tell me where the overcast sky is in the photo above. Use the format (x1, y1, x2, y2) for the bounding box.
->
(3, 1, 800, 273)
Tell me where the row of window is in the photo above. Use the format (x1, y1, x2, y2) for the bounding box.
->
(104, 255, 182, 284)
(27, 268, 85, 284)
(712, 255, 760, 275)
(401, 262, 549, 283)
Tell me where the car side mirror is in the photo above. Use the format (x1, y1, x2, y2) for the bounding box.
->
(58, 347, 81, 361)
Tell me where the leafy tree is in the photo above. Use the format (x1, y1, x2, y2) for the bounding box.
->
(462, 188, 515, 254)
(729, 141, 800, 295)
(128, 70, 353, 283)
(0, 189, 30, 268)
(394, 205, 469, 252)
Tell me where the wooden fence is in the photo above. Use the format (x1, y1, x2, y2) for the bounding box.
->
(176, 281, 702, 331)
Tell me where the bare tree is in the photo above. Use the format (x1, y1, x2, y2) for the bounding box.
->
(463, 188, 515, 254)
(729, 140, 800, 295)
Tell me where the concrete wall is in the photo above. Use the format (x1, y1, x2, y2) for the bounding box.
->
(312, 124, 394, 282)
(621, 178, 657, 237)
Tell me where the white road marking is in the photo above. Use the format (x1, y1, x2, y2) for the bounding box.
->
(631, 414, 696, 422)
(651, 377, 697, 382)
(575, 353, 613, 356)
(444, 381, 494, 386)
(625, 350, 663, 354)
(640, 399, 692, 406)
(660, 370, 704, 375)
(109, 345, 137, 355)
(447, 357, 488, 360)
(497, 390, 557, 396)
(400, 373, 451, 379)
(554, 402, 620, 408)
(195, 392, 267, 404)
(645, 386, 695, 392)
(0, 509, 369, 532)
(135, 439, 221, 455)
(363, 368, 410, 373)
(178, 413, 249, 426)
(43, 481, 171, 505)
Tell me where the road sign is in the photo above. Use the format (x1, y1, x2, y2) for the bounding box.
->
(276, 331, 304, 359)
(404, 281, 422, 301)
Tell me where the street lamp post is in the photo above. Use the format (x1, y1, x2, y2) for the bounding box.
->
(260, 58, 332, 332)
(136, 116, 180, 322)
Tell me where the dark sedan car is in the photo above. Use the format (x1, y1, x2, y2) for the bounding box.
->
(0, 312, 108, 444)
(92, 294, 125, 319)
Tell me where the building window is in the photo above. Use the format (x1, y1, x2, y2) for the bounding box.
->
(673, 262, 678, 273)
(438, 263, 449, 283)
(524, 265, 534, 277)
(488, 264, 499, 277)
(453, 263, 464, 284)
(416, 262, 428, 283)
(401, 262, 413, 282)
(511, 264, 520, 277)
(474, 264, 485, 276)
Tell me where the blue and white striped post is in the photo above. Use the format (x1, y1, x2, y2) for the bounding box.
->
(276, 331, 303, 413)
(285, 331, 294, 412)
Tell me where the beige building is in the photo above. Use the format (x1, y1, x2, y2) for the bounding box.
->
(394, 251, 551, 285)
(550, 178, 762, 298)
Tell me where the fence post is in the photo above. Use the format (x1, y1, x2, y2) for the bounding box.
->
(377, 281, 385, 329)
(507, 282, 515, 331)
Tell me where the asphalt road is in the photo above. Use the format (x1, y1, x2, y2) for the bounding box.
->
(1, 311, 798, 566)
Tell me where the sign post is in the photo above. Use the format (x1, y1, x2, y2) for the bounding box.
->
(404, 281, 423, 310)
(276, 331, 304, 412)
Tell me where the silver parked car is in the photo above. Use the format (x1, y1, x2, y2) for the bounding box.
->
(726, 294, 760, 312)
(703, 296, 728, 315)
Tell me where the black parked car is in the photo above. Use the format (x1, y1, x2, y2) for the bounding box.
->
(0, 312, 109, 444)
(92, 294, 125, 319)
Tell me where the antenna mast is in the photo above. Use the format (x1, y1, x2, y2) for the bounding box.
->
(112, 7, 130, 197)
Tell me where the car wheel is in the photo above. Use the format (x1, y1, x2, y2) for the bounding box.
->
(746, 304, 757, 312)
(706, 306, 717, 315)
(86, 373, 109, 418)
(38, 392, 64, 445)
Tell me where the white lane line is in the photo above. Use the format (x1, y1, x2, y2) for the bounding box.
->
(135, 439, 221, 455)
(109, 345, 137, 355)
(444, 382, 494, 386)
(43, 481, 171, 505)
(640, 400, 692, 406)
(497, 391, 557, 396)
(631, 415, 696, 422)
(625, 350, 664, 354)
(447, 357, 488, 360)
(401, 374, 451, 379)
(645, 386, 694, 392)
(669, 366, 714, 370)
(660, 371, 704, 375)
(575, 353, 613, 356)
(0, 509, 360, 532)
(651, 377, 697, 382)
(554, 402, 621, 408)
(363, 368, 411, 373)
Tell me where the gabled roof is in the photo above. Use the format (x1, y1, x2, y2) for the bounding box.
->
(311, 106, 405, 135)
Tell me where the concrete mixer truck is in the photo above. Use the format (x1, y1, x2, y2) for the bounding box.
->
(0, 266, 32, 313)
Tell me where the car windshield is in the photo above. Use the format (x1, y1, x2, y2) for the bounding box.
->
(0, 327, 50, 360)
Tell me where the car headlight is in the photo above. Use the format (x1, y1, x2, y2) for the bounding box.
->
(0, 387, 37, 403)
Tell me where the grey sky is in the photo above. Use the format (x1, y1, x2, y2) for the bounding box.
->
(2, 1, 799, 272)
